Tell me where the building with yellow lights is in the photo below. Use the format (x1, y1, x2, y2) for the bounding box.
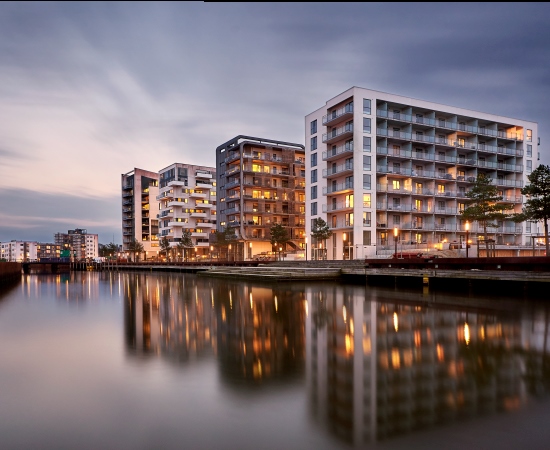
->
(306, 87, 539, 259)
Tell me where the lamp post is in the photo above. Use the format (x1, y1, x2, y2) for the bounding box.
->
(393, 227, 398, 257)
(305, 236, 308, 262)
(465, 221, 470, 258)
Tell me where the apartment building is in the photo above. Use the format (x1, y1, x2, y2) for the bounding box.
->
(121, 168, 160, 256)
(306, 87, 539, 259)
(0, 241, 38, 262)
(216, 136, 306, 260)
(54, 229, 98, 261)
(156, 163, 216, 260)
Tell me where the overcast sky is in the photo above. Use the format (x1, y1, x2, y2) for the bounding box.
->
(1, 2, 549, 244)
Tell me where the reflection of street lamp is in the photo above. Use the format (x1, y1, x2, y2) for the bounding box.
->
(249, 242, 252, 260)
(279, 246, 282, 261)
(305, 236, 308, 262)
(343, 232, 347, 260)
(393, 227, 398, 257)
(465, 221, 470, 258)
(210, 245, 213, 263)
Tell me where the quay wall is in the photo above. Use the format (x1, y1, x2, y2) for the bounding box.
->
(0, 262, 22, 283)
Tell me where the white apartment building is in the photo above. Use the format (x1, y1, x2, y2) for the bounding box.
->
(306, 87, 539, 259)
(0, 241, 38, 262)
(157, 163, 216, 260)
(54, 229, 99, 261)
(121, 168, 160, 257)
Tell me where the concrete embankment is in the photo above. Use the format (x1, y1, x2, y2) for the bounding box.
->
(0, 262, 22, 283)
(199, 266, 342, 281)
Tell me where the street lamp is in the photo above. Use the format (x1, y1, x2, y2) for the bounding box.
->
(465, 221, 470, 258)
(305, 236, 308, 262)
(393, 227, 398, 257)
(343, 232, 347, 260)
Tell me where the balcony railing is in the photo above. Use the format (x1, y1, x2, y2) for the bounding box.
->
(322, 182, 354, 195)
(376, 166, 413, 176)
(322, 142, 354, 161)
(322, 104, 354, 125)
(322, 123, 354, 144)
(322, 163, 354, 178)
(322, 201, 354, 213)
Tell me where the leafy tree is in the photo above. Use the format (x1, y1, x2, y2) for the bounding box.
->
(99, 242, 118, 259)
(311, 218, 332, 259)
(159, 236, 171, 261)
(460, 173, 510, 257)
(513, 164, 550, 255)
(127, 238, 144, 262)
(176, 230, 194, 262)
(270, 223, 290, 260)
(213, 228, 236, 260)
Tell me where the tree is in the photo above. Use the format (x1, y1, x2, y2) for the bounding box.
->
(213, 228, 236, 260)
(177, 230, 194, 262)
(99, 242, 118, 259)
(460, 173, 510, 257)
(311, 218, 332, 260)
(159, 236, 171, 261)
(127, 238, 144, 262)
(270, 223, 290, 260)
(514, 164, 550, 255)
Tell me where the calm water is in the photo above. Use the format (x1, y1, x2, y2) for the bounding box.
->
(1, 272, 550, 450)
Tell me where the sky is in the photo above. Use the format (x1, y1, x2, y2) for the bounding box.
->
(1, 2, 549, 244)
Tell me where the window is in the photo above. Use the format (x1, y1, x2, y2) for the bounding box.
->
(363, 212, 371, 226)
(345, 176, 353, 188)
(363, 155, 371, 171)
(311, 169, 317, 183)
(310, 120, 317, 135)
(527, 129, 532, 142)
(311, 136, 317, 151)
(437, 184, 445, 193)
(345, 213, 354, 226)
(311, 185, 317, 200)
(345, 194, 354, 208)
(363, 230, 371, 244)
(311, 202, 317, 216)
(363, 193, 371, 208)
(393, 215, 400, 225)
(363, 117, 371, 133)
(527, 160, 532, 173)
(363, 99, 371, 114)
(392, 179, 400, 190)
(363, 174, 371, 189)
(363, 136, 371, 152)
(527, 144, 532, 157)
(311, 153, 317, 167)
(345, 101, 354, 113)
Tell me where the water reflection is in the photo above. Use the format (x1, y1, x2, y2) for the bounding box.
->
(306, 285, 550, 446)
(13, 273, 550, 447)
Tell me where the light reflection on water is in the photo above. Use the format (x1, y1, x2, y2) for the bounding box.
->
(1, 272, 550, 449)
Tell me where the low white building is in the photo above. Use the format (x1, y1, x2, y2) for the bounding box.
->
(0, 241, 38, 262)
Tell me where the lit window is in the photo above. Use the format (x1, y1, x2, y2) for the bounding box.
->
(527, 129, 532, 142)
(363, 193, 371, 208)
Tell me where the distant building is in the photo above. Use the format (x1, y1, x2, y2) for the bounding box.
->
(157, 163, 217, 260)
(215, 136, 306, 260)
(0, 240, 38, 262)
(36, 243, 62, 260)
(121, 168, 160, 257)
(54, 229, 98, 261)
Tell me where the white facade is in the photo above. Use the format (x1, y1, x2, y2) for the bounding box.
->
(157, 163, 216, 260)
(306, 87, 539, 259)
(0, 241, 38, 262)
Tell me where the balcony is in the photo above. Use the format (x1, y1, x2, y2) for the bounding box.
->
(195, 202, 213, 209)
(322, 123, 354, 144)
(225, 166, 240, 176)
(322, 182, 354, 195)
(195, 221, 215, 228)
(195, 182, 213, 189)
(168, 200, 187, 207)
(190, 191, 207, 199)
(190, 211, 207, 218)
(322, 201, 354, 213)
(322, 163, 354, 178)
(377, 147, 412, 159)
(168, 180, 187, 187)
(435, 191, 456, 197)
(436, 173, 455, 181)
(195, 172, 212, 179)
(434, 207, 458, 214)
(377, 166, 412, 177)
(322, 104, 354, 126)
(376, 184, 412, 195)
(322, 142, 354, 162)
(411, 170, 436, 179)
(224, 152, 241, 164)
(191, 232, 209, 238)
(328, 219, 354, 230)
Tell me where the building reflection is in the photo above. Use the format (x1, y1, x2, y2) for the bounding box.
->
(123, 273, 217, 363)
(215, 283, 306, 386)
(306, 286, 550, 446)
(20, 272, 101, 302)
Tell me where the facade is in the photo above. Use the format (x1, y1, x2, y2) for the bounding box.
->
(0, 241, 38, 262)
(54, 229, 98, 261)
(37, 243, 62, 260)
(306, 87, 539, 259)
(121, 168, 160, 256)
(216, 136, 306, 260)
(157, 163, 217, 260)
